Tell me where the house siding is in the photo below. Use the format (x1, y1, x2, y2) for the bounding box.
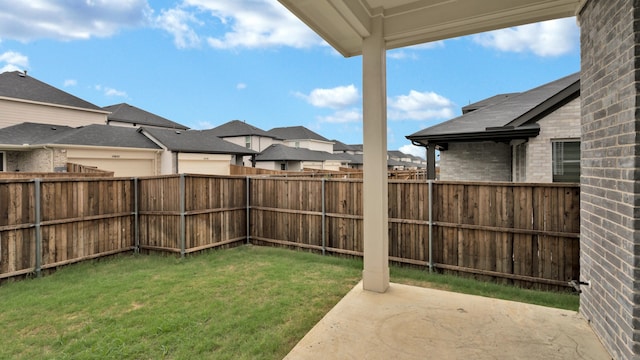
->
(439, 142, 511, 181)
(0, 99, 107, 128)
(522, 97, 581, 183)
(579, 0, 640, 358)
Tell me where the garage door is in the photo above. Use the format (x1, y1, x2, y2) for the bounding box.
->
(178, 153, 231, 175)
(66, 149, 157, 177)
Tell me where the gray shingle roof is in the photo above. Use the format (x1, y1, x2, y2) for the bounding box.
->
(104, 103, 189, 130)
(0, 122, 160, 149)
(142, 127, 256, 155)
(334, 152, 362, 165)
(256, 144, 340, 162)
(461, 93, 519, 114)
(407, 72, 579, 146)
(267, 126, 332, 142)
(332, 139, 357, 152)
(0, 71, 104, 111)
(206, 120, 280, 139)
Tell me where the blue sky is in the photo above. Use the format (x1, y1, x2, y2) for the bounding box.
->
(0, 0, 580, 157)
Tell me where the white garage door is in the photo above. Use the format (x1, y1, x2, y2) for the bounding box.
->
(66, 149, 157, 177)
(178, 153, 231, 175)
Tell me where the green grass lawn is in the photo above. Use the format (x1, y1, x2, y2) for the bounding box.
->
(0, 245, 578, 359)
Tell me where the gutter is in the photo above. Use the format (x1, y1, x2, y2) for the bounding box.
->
(407, 125, 540, 150)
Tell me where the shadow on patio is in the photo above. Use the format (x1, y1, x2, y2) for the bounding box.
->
(286, 282, 610, 359)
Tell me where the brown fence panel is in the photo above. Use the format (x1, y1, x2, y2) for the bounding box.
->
(184, 175, 247, 252)
(250, 178, 324, 251)
(0, 180, 37, 278)
(138, 175, 181, 252)
(39, 178, 135, 269)
(324, 179, 363, 255)
(388, 181, 428, 264)
(430, 182, 580, 289)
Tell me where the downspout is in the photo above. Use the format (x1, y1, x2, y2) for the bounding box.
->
(43, 146, 55, 172)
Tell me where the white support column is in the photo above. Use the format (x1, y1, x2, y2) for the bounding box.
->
(362, 13, 389, 293)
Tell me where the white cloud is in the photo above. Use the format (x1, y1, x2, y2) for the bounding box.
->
(399, 144, 425, 159)
(388, 90, 455, 121)
(0, 0, 152, 41)
(155, 7, 202, 48)
(298, 84, 360, 109)
(195, 120, 214, 129)
(180, 0, 322, 49)
(317, 109, 361, 124)
(0, 51, 28, 73)
(64, 79, 77, 87)
(388, 41, 444, 60)
(0, 64, 21, 73)
(236, 82, 247, 90)
(472, 17, 578, 57)
(95, 84, 127, 97)
(0, 51, 28, 67)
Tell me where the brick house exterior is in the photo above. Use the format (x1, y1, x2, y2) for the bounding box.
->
(408, 73, 580, 183)
(579, 0, 640, 358)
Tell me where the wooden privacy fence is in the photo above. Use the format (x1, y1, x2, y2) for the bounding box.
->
(248, 178, 580, 289)
(137, 174, 247, 254)
(0, 177, 135, 279)
(0, 175, 248, 279)
(0, 174, 580, 289)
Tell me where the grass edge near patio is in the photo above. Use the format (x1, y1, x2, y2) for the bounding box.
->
(0, 246, 578, 359)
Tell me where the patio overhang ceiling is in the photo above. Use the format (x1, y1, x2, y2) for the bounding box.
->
(278, 0, 582, 57)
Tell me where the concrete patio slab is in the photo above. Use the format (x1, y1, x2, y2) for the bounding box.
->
(285, 281, 611, 360)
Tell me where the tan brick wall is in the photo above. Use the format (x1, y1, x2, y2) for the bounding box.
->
(523, 98, 581, 182)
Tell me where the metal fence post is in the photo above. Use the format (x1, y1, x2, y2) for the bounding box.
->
(321, 178, 326, 255)
(34, 178, 42, 277)
(179, 174, 186, 258)
(134, 177, 139, 254)
(246, 176, 250, 245)
(428, 179, 434, 272)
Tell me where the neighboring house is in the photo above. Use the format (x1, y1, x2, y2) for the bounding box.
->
(140, 127, 256, 175)
(267, 126, 335, 153)
(206, 120, 282, 167)
(255, 144, 345, 171)
(103, 103, 190, 130)
(407, 72, 580, 183)
(0, 71, 109, 128)
(0, 122, 162, 176)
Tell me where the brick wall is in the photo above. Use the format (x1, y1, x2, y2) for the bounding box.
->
(524, 98, 581, 182)
(439, 142, 511, 181)
(4, 149, 68, 172)
(579, 1, 640, 358)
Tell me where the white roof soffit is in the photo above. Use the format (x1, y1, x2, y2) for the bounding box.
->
(278, 0, 581, 57)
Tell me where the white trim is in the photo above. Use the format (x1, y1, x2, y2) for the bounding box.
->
(0, 96, 110, 115)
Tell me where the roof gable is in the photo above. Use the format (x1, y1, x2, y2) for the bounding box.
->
(407, 72, 579, 146)
(267, 126, 332, 142)
(256, 144, 340, 162)
(0, 71, 104, 111)
(141, 127, 257, 155)
(103, 103, 189, 130)
(206, 120, 279, 139)
(0, 122, 161, 149)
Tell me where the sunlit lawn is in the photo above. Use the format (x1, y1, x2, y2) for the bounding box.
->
(0, 245, 578, 359)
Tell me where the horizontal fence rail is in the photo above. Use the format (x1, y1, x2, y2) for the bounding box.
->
(0, 174, 579, 289)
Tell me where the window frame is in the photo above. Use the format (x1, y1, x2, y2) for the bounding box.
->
(552, 140, 580, 183)
(0, 151, 4, 172)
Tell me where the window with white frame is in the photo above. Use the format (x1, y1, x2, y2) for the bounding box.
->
(514, 142, 527, 182)
(245, 136, 251, 149)
(552, 140, 580, 182)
